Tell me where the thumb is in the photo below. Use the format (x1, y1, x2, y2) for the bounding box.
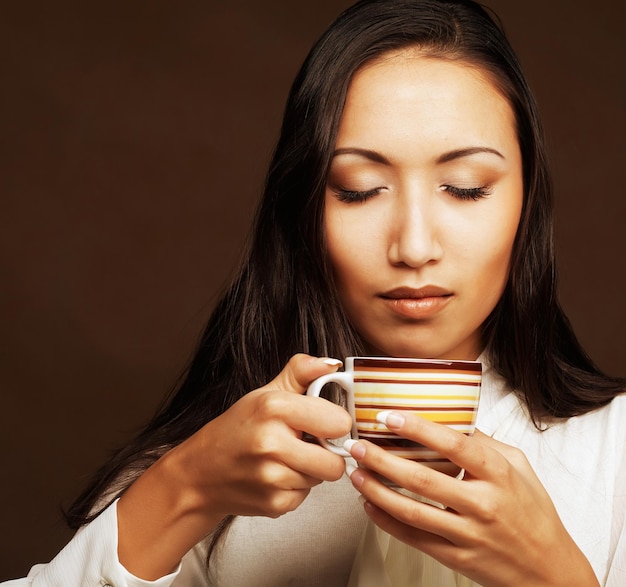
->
(262, 353, 343, 395)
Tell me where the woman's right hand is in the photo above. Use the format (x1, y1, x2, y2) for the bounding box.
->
(116, 354, 352, 580)
(175, 353, 352, 518)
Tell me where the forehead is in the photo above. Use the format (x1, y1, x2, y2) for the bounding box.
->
(337, 49, 518, 156)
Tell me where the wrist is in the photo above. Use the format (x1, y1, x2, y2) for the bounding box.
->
(537, 542, 599, 587)
(117, 445, 222, 580)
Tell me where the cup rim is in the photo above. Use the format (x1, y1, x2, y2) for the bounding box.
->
(346, 356, 482, 372)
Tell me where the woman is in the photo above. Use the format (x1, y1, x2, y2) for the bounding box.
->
(5, 0, 624, 585)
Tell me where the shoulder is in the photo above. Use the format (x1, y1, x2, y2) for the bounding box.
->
(600, 391, 626, 438)
(558, 391, 626, 451)
(584, 391, 626, 426)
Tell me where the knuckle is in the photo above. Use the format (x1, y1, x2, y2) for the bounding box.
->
(288, 353, 306, 364)
(403, 501, 426, 527)
(256, 462, 283, 485)
(447, 431, 470, 455)
(488, 452, 517, 484)
(253, 434, 281, 459)
(507, 445, 530, 469)
(265, 494, 289, 517)
(472, 492, 502, 522)
(450, 547, 480, 576)
(475, 499, 499, 523)
(283, 353, 307, 385)
(266, 490, 307, 517)
(290, 353, 308, 367)
(256, 391, 288, 419)
(404, 465, 434, 493)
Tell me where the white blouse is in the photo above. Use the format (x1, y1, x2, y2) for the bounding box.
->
(3, 362, 626, 586)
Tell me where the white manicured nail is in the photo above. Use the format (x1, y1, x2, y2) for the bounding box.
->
(345, 462, 357, 477)
(323, 358, 343, 367)
(376, 410, 405, 428)
(376, 411, 390, 424)
(343, 439, 358, 453)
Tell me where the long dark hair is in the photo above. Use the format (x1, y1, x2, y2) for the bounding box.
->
(66, 0, 624, 541)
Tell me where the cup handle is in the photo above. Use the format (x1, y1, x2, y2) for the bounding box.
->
(306, 371, 356, 457)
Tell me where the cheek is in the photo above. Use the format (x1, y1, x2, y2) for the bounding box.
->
(324, 203, 379, 310)
(476, 207, 521, 296)
(482, 242, 514, 295)
(326, 215, 360, 290)
(453, 189, 521, 304)
(325, 208, 350, 288)
(324, 197, 363, 272)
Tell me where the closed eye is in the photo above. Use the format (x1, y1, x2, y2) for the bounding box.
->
(333, 187, 384, 203)
(442, 185, 492, 201)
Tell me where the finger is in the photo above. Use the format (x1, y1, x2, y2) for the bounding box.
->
(248, 459, 325, 491)
(234, 485, 313, 519)
(282, 436, 348, 482)
(361, 499, 461, 565)
(244, 392, 351, 477)
(376, 411, 505, 480)
(344, 438, 467, 512)
(252, 386, 353, 441)
(262, 353, 343, 395)
(349, 465, 462, 544)
(290, 394, 354, 441)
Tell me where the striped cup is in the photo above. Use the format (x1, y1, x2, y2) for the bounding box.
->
(306, 357, 482, 475)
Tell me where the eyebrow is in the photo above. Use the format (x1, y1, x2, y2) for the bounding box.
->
(332, 147, 390, 164)
(331, 146, 505, 164)
(436, 147, 505, 163)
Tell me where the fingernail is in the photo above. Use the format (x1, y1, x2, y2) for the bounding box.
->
(350, 468, 365, 488)
(322, 358, 343, 367)
(343, 439, 358, 452)
(360, 496, 375, 514)
(376, 410, 405, 428)
(343, 439, 366, 459)
(345, 462, 357, 477)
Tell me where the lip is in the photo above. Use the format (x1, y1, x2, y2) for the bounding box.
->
(379, 286, 453, 319)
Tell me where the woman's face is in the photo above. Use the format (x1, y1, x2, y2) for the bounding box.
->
(324, 50, 523, 360)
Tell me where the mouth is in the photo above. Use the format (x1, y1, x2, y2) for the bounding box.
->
(379, 286, 453, 319)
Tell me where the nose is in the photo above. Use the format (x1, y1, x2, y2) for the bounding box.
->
(387, 192, 443, 268)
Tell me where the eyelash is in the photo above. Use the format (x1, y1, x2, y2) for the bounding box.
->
(333, 188, 382, 203)
(333, 185, 492, 203)
(442, 185, 492, 201)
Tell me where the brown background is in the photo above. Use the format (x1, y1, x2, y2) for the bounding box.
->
(0, 0, 624, 580)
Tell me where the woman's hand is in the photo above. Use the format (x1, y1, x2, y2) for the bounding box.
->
(117, 354, 352, 580)
(345, 411, 599, 587)
(174, 353, 351, 519)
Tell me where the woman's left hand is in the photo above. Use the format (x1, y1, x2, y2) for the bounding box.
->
(344, 411, 599, 587)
